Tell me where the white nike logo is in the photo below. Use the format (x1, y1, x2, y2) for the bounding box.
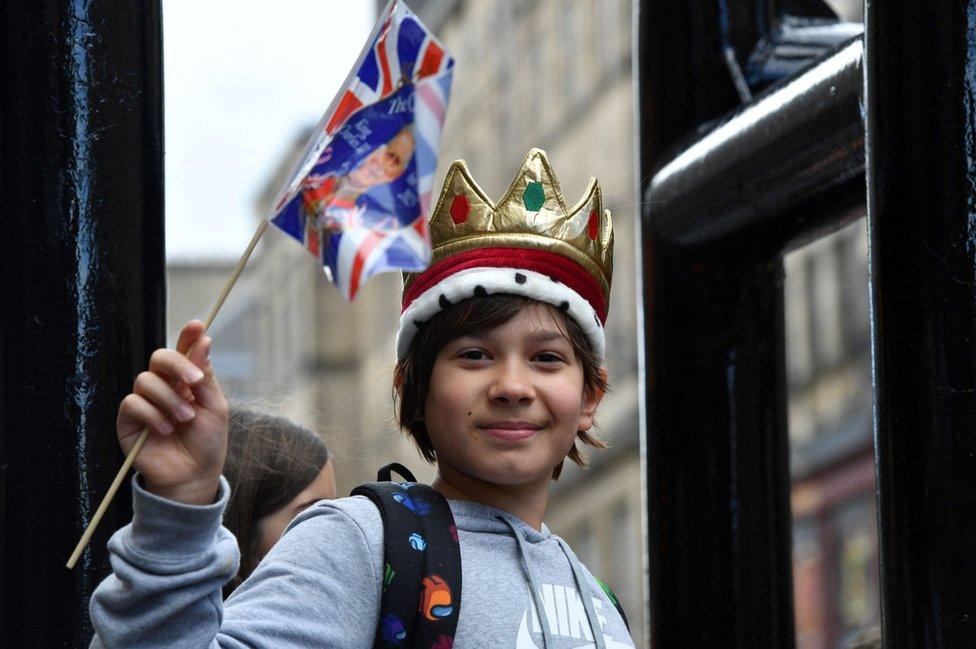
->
(513, 583, 634, 648)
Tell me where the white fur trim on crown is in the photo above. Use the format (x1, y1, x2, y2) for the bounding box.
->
(396, 266, 606, 360)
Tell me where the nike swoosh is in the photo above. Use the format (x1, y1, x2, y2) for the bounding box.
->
(515, 610, 541, 649)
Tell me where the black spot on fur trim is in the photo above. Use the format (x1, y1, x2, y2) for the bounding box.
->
(414, 319, 427, 329)
(439, 294, 452, 309)
(515, 272, 527, 285)
(549, 276, 560, 283)
(558, 301, 570, 312)
(594, 314, 601, 326)
(474, 285, 488, 297)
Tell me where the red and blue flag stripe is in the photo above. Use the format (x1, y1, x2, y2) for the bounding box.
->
(270, 0, 454, 300)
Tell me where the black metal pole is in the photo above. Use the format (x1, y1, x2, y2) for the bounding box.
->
(637, 1, 794, 645)
(865, 1, 976, 646)
(646, 39, 865, 257)
(642, 254, 796, 648)
(638, 6, 868, 647)
(0, 2, 164, 646)
(636, 1, 743, 174)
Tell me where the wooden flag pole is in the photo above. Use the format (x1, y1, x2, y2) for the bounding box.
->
(66, 219, 270, 570)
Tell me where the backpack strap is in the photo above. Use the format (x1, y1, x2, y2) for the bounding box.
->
(593, 574, 630, 632)
(352, 464, 462, 649)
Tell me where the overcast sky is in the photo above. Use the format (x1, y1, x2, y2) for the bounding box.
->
(163, 1, 374, 262)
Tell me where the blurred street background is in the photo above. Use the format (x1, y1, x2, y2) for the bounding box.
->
(164, 2, 875, 647)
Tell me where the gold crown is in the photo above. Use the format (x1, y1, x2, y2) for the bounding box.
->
(405, 148, 614, 305)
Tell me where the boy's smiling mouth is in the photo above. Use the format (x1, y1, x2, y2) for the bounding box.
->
(477, 421, 544, 442)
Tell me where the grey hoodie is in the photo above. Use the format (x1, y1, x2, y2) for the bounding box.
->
(89, 476, 634, 648)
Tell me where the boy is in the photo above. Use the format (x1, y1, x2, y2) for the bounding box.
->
(90, 149, 634, 648)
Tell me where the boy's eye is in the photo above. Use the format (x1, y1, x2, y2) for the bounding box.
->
(534, 352, 564, 364)
(458, 349, 489, 361)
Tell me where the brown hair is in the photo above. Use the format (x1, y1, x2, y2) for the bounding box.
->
(222, 405, 330, 597)
(393, 294, 607, 479)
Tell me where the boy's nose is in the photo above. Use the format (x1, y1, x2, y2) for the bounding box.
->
(487, 364, 534, 403)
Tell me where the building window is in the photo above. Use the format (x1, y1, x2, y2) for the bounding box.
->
(558, 0, 591, 105)
(834, 498, 879, 637)
(595, 0, 628, 72)
(806, 239, 843, 371)
(793, 520, 827, 649)
(785, 251, 814, 387)
(522, 27, 553, 134)
(787, 218, 877, 646)
(836, 222, 869, 353)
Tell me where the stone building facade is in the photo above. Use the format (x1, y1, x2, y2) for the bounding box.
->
(167, 2, 876, 647)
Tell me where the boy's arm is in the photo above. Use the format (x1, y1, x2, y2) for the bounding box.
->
(89, 475, 237, 648)
(221, 495, 384, 646)
(91, 320, 380, 647)
(89, 479, 383, 649)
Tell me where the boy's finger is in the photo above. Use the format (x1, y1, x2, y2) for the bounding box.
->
(148, 348, 206, 385)
(186, 337, 225, 412)
(133, 371, 196, 424)
(176, 382, 195, 402)
(187, 335, 211, 370)
(175, 320, 206, 357)
(118, 393, 174, 440)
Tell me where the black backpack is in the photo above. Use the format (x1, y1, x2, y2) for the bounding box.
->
(352, 463, 629, 649)
(352, 464, 461, 649)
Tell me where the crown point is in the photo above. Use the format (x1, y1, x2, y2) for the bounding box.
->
(523, 182, 545, 211)
(450, 194, 470, 224)
(409, 148, 613, 311)
(587, 209, 599, 240)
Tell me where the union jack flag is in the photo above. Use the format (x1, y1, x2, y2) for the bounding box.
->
(270, 0, 454, 300)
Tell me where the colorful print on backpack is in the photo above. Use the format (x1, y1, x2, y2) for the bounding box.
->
(352, 464, 462, 649)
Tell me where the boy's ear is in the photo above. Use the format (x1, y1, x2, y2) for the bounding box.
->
(578, 367, 608, 432)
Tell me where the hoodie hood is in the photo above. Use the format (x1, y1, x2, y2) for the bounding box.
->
(447, 498, 610, 649)
(448, 498, 551, 540)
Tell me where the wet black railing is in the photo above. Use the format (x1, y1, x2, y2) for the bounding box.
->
(865, 2, 976, 647)
(0, 2, 165, 645)
(638, 1, 976, 647)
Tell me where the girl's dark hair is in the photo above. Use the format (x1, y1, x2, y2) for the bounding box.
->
(393, 294, 607, 480)
(222, 405, 330, 597)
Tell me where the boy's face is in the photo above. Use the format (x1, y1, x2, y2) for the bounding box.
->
(424, 303, 601, 489)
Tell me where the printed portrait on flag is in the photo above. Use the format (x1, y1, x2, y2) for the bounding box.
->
(270, 0, 454, 300)
(294, 84, 421, 257)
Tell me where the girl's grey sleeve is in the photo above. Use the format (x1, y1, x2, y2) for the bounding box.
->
(89, 476, 382, 649)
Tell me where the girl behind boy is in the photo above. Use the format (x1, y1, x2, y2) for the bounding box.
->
(90, 149, 634, 648)
(222, 406, 335, 597)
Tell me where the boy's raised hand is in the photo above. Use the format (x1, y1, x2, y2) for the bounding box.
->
(117, 320, 229, 505)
